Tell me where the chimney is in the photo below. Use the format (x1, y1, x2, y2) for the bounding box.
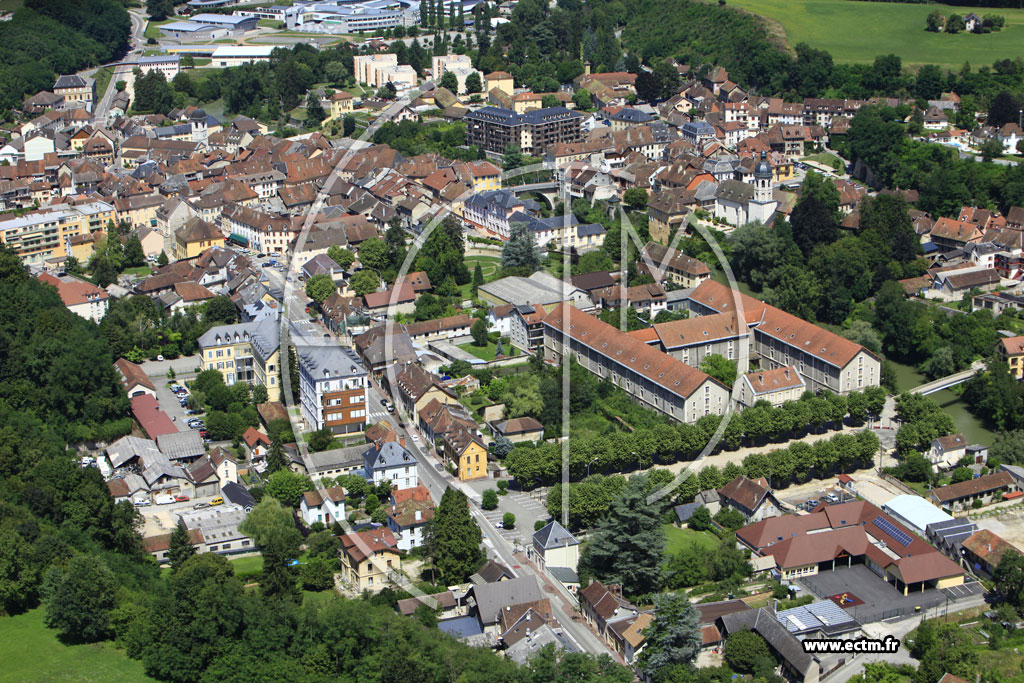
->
(758, 374, 763, 383)
(784, 368, 790, 380)
(584, 60, 591, 76)
(400, 436, 406, 448)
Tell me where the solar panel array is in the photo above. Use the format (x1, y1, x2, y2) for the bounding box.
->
(873, 515, 912, 546)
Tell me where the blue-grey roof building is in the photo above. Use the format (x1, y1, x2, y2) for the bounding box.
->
(363, 441, 418, 491)
(465, 106, 584, 155)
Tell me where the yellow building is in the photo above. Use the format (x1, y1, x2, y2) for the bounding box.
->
(327, 91, 354, 120)
(197, 320, 282, 402)
(0, 200, 114, 265)
(998, 335, 1024, 379)
(485, 71, 514, 97)
(467, 160, 502, 191)
(340, 528, 402, 592)
(174, 217, 224, 260)
(444, 429, 489, 481)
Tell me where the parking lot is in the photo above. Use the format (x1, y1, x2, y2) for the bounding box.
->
(154, 381, 202, 435)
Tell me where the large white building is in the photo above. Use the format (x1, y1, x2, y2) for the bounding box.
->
(432, 54, 478, 95)
(210, 45, 275, 68)
(137, 55, 181, 81)
(297, 344, 369, 435)
(353, 53, 418, 94)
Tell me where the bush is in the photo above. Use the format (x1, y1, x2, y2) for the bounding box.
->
(496, 480, 509, 495)
(481, 489, 499, 510)
(973, 498, 984, 509)
(534, 519, 547, 531)
(502, 512, 515, 529)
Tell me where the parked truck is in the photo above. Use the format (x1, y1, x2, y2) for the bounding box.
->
(154, 494, 175, 505)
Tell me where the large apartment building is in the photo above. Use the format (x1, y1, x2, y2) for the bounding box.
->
(0, 201, 114, 264)
(542, 303, 731, 424)
(353, 53, 417, 94)
(297, 344, 369, 435)
(197, 319, 282, 402)
(464, 106, 584, 155)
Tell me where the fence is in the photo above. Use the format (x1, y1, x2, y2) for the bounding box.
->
(878, 471, 921, 497)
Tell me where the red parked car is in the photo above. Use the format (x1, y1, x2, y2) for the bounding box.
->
(174, 494, 190, 503)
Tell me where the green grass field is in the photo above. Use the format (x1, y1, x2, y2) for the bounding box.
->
(92, 67, 114, 105)
(457, 339, 519, 361)
(144, 19, 173, 41)
(727, 0, 1024, 68)
(457, 255, 501, 299)
(230, 555, 264, 579)
(0, 609, 153, 682)
(663, 524, 719, 556)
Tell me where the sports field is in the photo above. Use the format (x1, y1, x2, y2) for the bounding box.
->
(728, 0, 1024, 68)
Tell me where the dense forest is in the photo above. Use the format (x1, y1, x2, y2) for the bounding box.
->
(0, 0, 130, 117)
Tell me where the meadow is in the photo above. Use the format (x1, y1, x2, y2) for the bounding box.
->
(727, 0, 1024, 68)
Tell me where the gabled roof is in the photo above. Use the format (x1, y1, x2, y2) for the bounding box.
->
(719, 475, 771, 511)
(930, 471, 1014, 504)
(471, 575, 544, 626)
(543, 303, 724, 400)
(114, 358, 156, 393)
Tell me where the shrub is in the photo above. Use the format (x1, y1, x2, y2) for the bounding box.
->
(497, 480, 509, 495)
(481, 489, 499, 510)
(502, 512, 516, 529)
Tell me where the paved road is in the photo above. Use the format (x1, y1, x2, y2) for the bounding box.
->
(361, 379, 614, 657)
(92, 10, 148, 127)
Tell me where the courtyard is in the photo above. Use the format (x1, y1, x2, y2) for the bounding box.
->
(797, 564, 983, 624)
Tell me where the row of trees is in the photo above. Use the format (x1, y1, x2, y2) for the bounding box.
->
(506, 378, 886, 489)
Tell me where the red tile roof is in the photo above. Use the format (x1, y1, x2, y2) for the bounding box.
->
(130, 394, 177, 439)
(340, 527, 399, 564)
(738, 500, 964, 585)
(930, 471, 1014, 504)
(542, 303, 723, 399)
(38, 272, 108, 307)
(114, 358, 156, 393)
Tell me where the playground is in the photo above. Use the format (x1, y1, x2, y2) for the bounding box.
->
(799, 565, 959, 623)
(827, 591, 864, 608)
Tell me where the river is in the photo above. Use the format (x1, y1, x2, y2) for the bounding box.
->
(886, 358, 996, 446)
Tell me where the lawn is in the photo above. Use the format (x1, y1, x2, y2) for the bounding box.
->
(457, 255, 501, 299)
(663, 524, 719, 556)
(458, 339, 519, 361)
(230, 555, 264, 579)
(726, 0, 1024, 68)
(122, 266, 152, 277)
(0, 608, 153, 682)
(93, 67, 114, 103)
(144, 19, 173, 41)
(806, 152, 843, 168)
(0, 0, 23, 10)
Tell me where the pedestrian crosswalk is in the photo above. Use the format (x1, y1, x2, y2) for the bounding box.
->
(366, 408, 391, 422)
